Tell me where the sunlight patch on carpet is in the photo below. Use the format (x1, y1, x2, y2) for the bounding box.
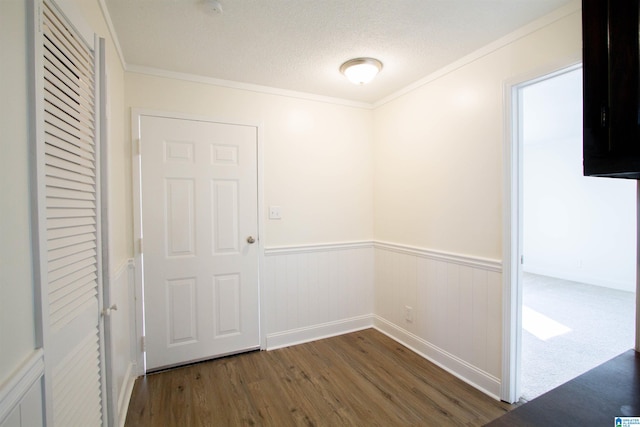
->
(523, 305, 572, 340)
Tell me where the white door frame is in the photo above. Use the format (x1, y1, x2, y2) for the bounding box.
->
(501, 61, 582, 403)
(131, 109, 266, 375)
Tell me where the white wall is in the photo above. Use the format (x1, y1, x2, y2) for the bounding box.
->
(125, 73, 375, 248)
(1, 2, 44, 425)
(0, 2, 44, 425)
(125, 73, 376, 344)
(522, 69, 637, 291)
(0, 0, 36, 386)
(264, 244, 374, 347)
(123, 2, 587, 401)
(374, 245, 503, 396)
(0, 0, 593, 419)
(1, 0, 594, 413)
(373, 6, 582, 259)
(372, 3, 583, 398)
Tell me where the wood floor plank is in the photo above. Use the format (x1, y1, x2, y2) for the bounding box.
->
(300, 341, 410, 425)
(331, 333, 462, 424)
(125, 328, 513, 426)
(361, 331, 507, 423)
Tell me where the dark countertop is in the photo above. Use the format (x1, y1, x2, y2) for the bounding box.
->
(486, 349, 640, 427)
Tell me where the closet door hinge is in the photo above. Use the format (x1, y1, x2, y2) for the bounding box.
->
(141, 336, 146, 352)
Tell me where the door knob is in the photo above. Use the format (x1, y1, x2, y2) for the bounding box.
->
(102, 304, 118, 317)
(247, 236, 256, 244)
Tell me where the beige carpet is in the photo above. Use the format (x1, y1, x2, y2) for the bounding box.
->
(521, 272, 635, 401)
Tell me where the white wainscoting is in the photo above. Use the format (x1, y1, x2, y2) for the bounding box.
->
(0, 350, 44, 427)
(263, 242, 375, 349)
(373, 242, 503, 399)
(108, 259, 137, 427)
(263, 240, 504, 398)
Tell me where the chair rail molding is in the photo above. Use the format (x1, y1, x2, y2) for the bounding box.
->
(0, 349, 45, 425)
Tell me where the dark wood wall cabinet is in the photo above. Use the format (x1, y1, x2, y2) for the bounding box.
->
(582, 0, 640, 179)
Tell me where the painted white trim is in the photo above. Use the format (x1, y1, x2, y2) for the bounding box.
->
(501, 73, 522, 404)
(29, 1, 53, 423)
(0, 349, 45, 425)
(131, 108, 262, 130)
(91, 33, 110, 427)
(130, 110, 145, 376)
(257, 123, 268, 351)
(123, 0, 579, 112)
(266, 315, 374, 350)
(264, 241, 499, 274)
(126, 65, 374, 110)
(264, 241, 374, 256)
(97, 0, 126, 70)
(108, 258, 136, 427)
(374, 241, 502, 272)
(116, 362, 136, 427)
(501, 63, 583, 403)
(373, 317, 501, 400)
(373, 0, 581, 108)
(523, 266, 635, 292)
(131, 108, 264, 374)
(96, 0, 579, 112)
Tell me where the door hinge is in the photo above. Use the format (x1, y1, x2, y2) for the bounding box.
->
(141, 336, 146, 352)
(138, 238, 143, 254)
(520, 255, 524, 265)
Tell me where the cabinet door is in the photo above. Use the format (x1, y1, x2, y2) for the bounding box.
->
(608, 0, 640, 159)
(582, 0, 609, 174)
(582, 0, 640, 178)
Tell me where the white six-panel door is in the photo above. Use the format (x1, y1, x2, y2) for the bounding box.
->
(140, 115, 260, 371)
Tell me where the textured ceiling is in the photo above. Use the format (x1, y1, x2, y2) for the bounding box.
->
(104, 0, 573, 104)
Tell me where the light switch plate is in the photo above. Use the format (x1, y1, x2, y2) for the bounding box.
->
(269, 206, 282, 220)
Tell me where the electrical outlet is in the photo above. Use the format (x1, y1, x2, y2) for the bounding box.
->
(405, 305, 413, 323)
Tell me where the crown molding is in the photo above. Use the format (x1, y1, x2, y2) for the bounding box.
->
(125, 65, 375, 110)
(373, 0, 581, 108)
(98, 0, 126, 70)
(98, 0, 579, 111)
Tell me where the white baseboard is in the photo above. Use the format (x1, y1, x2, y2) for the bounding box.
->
(373, 316, 501, 400)
(117, 362, 136, 427)
(524, 266, 635, 293)
(266, 315, 374, 350)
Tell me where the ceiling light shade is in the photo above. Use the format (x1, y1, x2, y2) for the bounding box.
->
(340, 58, 383, 85)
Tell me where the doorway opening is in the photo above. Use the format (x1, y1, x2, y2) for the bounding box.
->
(507, 66, 637, 402)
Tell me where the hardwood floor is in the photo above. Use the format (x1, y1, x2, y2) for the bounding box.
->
(125, 329, 514, 426)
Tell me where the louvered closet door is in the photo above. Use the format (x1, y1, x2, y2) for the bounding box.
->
(41, 1, 105, 425)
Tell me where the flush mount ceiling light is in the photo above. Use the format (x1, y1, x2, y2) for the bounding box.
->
(340, 57, 383, 85)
